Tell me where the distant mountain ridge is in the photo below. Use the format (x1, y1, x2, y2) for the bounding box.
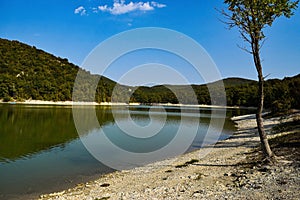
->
(212, 77, 256, 86)
(0, 38, 299, 110)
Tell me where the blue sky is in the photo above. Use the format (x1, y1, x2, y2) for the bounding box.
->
(0, 0, 299, 84)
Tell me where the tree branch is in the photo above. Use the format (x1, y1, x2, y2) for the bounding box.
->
(237, 44, 253, 54)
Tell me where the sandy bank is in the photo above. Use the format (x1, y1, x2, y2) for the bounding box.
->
(39, 113, 299, 200)
(0, 100, 255, 109)
(0, 100, 125, 106)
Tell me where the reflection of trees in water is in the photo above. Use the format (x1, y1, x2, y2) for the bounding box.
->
(0, 105, 115, 162)
(0, 105, 254, 162)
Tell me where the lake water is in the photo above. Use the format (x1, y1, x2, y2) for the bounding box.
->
(0, 104, 253, 199)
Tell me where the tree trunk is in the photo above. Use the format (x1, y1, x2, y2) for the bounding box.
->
(256, 69, 274, 158)
(252, 41, 274, 159)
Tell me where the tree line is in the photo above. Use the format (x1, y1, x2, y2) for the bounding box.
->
(0, 38, 299, 113)
(130, 76, 300, 113)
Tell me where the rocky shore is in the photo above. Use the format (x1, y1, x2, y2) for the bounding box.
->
(39, 113, 300, 200)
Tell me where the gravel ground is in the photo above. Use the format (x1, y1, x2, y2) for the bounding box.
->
(39, 113, 300, 200)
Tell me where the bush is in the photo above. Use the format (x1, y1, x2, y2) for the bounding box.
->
(3, 96, 12, 102)
(271, 100, 291, 114)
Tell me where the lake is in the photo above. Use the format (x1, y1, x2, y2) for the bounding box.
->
(0, 104, 253, 199)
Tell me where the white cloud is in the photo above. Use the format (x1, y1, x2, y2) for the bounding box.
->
(92, 7, 99, 13)
(151, 1, 166, 8)
(97, 0, 166, 15)
(98, 5, 109, 12)
(74, 6, 87, 16)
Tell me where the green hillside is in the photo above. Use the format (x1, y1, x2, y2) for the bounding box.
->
(0, 38, 299, 111)
(212, 77, 256, 86)
(0, 38, 116, 102)
(130, 74, 300, 111)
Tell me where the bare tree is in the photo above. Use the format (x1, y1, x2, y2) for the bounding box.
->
(222, 0, 299, 159)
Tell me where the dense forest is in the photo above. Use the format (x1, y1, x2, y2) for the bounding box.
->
(0, 38, 116, 102)
(130, 75, 300, 112)
(0, 38, 299, 112)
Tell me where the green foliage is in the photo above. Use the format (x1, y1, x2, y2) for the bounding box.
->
(130, 75, 300, 110)
(2, 96, 11, 102)
(0, 38, 299, 110)
(0, 38, 116, 102)
(223, 0, 299, 43)
(271, 100, 291, 114)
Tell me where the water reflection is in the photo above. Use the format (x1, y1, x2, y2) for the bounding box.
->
(0, 104, 253, 199)
(0, 105, 251, 163)
(0, 105, 113, 162)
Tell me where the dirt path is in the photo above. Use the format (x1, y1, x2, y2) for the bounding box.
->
(39, 113, 300, 200)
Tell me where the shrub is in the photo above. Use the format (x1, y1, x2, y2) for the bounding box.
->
(271, 100, 291, 114)
(3, 96, 12, 102)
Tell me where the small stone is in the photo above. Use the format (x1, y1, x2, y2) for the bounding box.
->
(100, 183, 110, 187)
(224, 173, 231, 176)
(193, 192, 201, 197)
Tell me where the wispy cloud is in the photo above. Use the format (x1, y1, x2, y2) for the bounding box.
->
(97, 0, 166, 15)
(150, 1, 166, 8)
(74, 6, 87, 16)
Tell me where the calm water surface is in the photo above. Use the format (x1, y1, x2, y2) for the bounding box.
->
(0, 104, 253, 199)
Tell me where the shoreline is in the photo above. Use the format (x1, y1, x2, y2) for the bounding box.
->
(38, 113, 299, 200)
(0, 100, 256, 109)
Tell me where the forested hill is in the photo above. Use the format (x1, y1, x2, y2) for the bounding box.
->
(131, 74, 300, 111)
(0, 38, 299, 111)
(212, 77, 256, 86)
(0, 38, 116, 102)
